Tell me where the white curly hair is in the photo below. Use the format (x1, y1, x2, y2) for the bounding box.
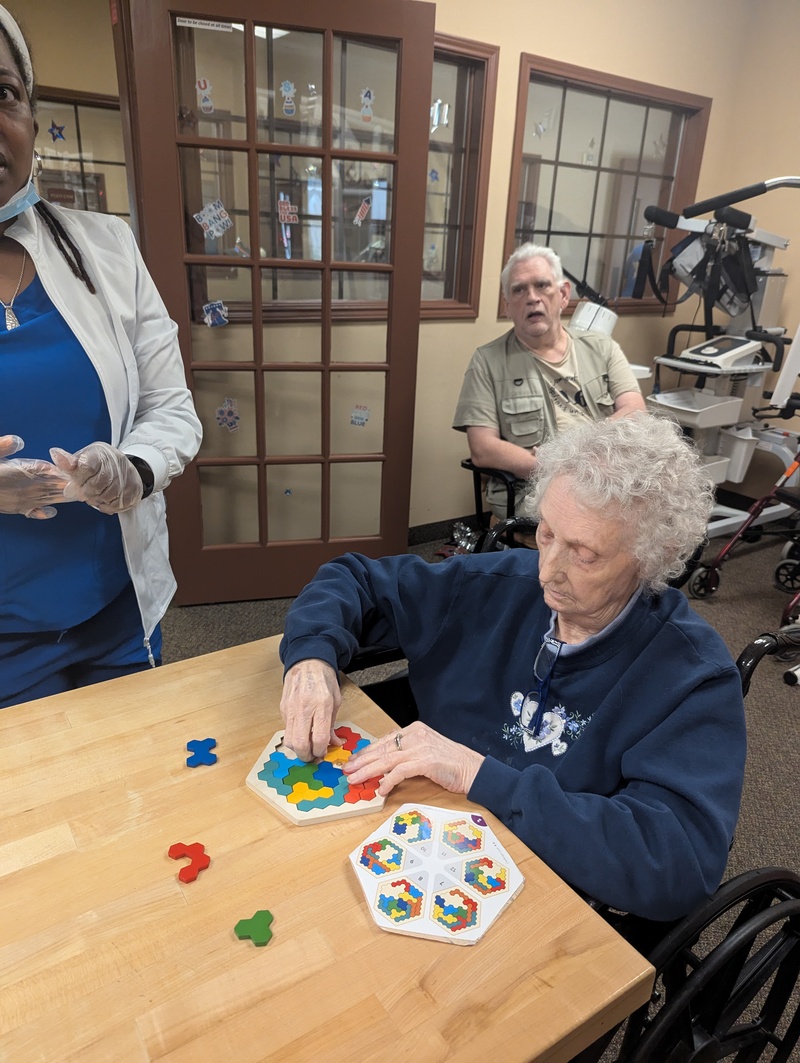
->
(500, 243, 565, 299)
(529, 413, 714, 593)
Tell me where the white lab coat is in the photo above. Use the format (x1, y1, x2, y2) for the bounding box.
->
(7, 203, 202, 643)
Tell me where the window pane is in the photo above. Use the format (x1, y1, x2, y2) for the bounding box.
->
(263, 322, 320, 364)
(601, 99, 646, 168)
(173, 18, 247, 140)
(332, 160, 393, 264)
(188, 263, 251, 335)
(424, 56, 465, 301)
(261, 268, 322, 362)
(193, 322, 254, 364)
(560, 89, 606, 166)
(330, 463, 381, 537)
(194, 370, 255, 457)
(551, 168, 597, 234)
(255, 27, 324, 147)
(332, 271, 389, 304)
(179, 147, 249, 256)
(331, 321, 388, 364)
(200, 466, 259, 545)
(524, 81, 562, 163)
(642, 108, 682, 177)
(330, 372, 386, 455)
(516, 159, 553, 243)
(333, 38, 397, 153)
(264, 372, 321, 455)
(258, 153, 323, 260)
(75, 106, 125, 164)
(267, 464, 321, 540)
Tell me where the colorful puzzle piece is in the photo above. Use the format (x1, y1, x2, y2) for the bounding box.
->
(186, 738, 217, 767)
(168, 841, 211, 883)
(245, 722, 386, 824)
(234, 909, 274, 947)
(349, 804, 525, 945)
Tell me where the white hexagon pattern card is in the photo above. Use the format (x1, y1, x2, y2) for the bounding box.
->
(348, 803, 524, 945)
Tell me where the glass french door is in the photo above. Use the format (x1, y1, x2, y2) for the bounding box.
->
(112, 0, 434, 601)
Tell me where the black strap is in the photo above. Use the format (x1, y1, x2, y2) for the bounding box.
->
(631, 239, 670, 304)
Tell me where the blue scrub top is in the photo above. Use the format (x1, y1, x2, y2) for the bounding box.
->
(0, 272, 130, 631)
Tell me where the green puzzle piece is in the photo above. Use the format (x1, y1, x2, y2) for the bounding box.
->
(235, 909, 274, 946)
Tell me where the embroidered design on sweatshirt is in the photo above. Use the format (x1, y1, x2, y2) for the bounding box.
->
(505, 691, 591, 755)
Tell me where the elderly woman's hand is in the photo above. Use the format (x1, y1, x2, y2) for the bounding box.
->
(343, 720, 485, 797)
(0, 435, 71, 519)
(50, 442, 145, 514)
(280, 659, 343, 761)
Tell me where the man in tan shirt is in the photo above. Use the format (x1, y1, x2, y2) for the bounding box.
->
(453, 244, 646, 520)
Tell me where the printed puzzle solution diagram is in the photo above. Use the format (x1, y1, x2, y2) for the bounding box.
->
(349, 803, 524, 945)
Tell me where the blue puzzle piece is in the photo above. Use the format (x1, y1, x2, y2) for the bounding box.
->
(186, 738, 217, 767)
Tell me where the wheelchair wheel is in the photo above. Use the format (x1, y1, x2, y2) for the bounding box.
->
(780, 540, 800, 561)
(687, 566, 720, 599)
(618, 868, 800, 1063)
(774, 560, 800, 594)
(668, 541, 706, 591)
(741, 528, 763, 544)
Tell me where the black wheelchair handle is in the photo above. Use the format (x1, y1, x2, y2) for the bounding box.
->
(737, 626, 800, 696)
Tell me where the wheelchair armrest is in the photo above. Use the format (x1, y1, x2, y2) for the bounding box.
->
(479, 516, 539, 552)
(461, 458, 525, 523)
(460, 457, 522, 488)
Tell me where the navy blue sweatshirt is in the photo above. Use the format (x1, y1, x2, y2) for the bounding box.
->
(280, 550, 746, 921)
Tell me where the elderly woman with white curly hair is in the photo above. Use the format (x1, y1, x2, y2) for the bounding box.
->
(279, 413, 746, 924)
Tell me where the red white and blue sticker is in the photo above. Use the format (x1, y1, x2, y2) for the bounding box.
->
(216, 397, 240, 432)
(202, 300, 229, 327)
(353, 196, 372, 227)
(193, 198, 233, 239)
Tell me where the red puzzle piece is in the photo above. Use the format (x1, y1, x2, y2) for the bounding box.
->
(168, 841, 210, 883)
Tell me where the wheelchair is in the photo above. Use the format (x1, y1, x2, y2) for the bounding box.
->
(460, 457, 532, 549)
(344, 528, 800, 1062)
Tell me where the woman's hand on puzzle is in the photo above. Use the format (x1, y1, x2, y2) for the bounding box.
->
(343, 721, 485, 797)
(280, 658, 343, 761)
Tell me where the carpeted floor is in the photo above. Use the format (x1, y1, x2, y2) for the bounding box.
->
(162, 523, 800, 886)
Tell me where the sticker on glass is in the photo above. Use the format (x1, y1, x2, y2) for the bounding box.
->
(353, 196, 372, 228)
(216, 397, 240, 432)
(196, 77, 214, 115)
(48, 120, 66, 142)
(280, 80, 297, 117)
(202, 300, 229, 327)
(193, 198, 233, 239)
(350, 405, 369, 427)
(360, 87, 374, 123)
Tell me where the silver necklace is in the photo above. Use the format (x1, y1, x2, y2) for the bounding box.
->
(0, 249, 27, 331)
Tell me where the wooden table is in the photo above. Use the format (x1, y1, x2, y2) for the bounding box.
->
(0, 636, 654, 1063)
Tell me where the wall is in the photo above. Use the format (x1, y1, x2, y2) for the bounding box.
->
(416, 0, 800, 526)
(18, 0, 800, 525)
(15, 0, 118, 96)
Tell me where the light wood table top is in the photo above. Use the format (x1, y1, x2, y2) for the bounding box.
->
(0, 636, 653, 1063)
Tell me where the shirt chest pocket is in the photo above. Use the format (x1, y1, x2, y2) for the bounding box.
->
(500, 394, 544, 442)
(582, 372, 614, 410)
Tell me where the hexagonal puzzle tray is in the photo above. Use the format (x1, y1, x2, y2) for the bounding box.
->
(246, 721, 386, 825)
(349, 803, 524, 945)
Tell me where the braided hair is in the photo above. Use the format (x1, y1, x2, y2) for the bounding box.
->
(0, 19, 96, 294)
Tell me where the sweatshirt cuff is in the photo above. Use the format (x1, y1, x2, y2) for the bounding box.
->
(279, 635, 341, 677)
(467, 755, 521, 817)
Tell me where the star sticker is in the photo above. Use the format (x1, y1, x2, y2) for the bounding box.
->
(48, 120, 65, 142)
(429, 169, 439, 183)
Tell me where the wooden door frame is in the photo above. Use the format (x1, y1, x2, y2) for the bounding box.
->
(111, 0, 435, 602)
